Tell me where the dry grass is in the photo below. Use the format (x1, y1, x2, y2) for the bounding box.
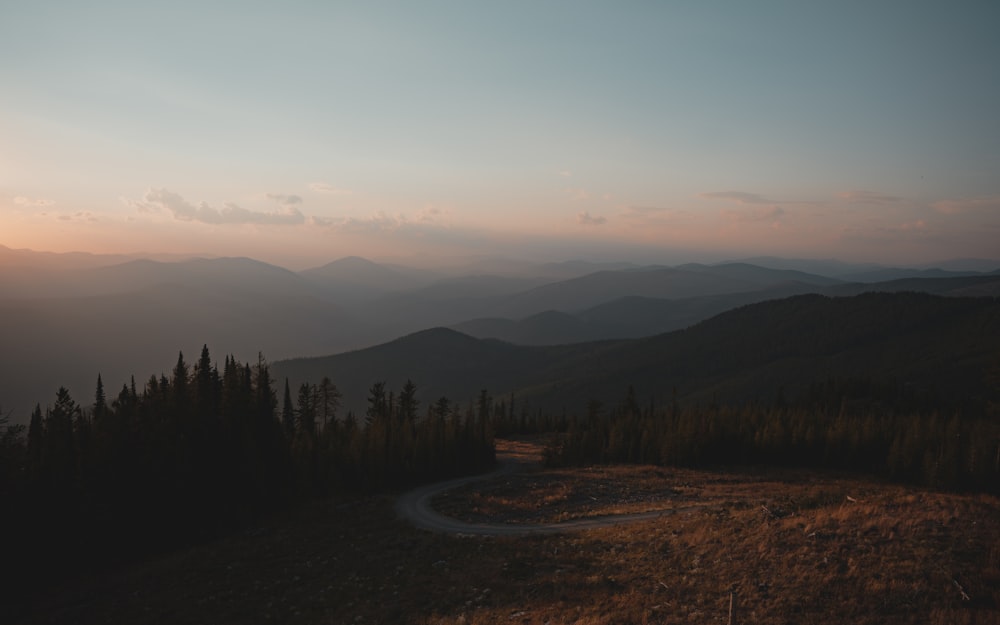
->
(13, 444, 1000, 625)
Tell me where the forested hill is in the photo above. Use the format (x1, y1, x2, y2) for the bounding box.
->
(273, 292, 1000, 418)
(271, 327, 618, 417)
(549, 291, 1000, 412)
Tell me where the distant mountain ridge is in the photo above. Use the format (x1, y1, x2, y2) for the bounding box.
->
(273, 292, 1000, 419)
(2, 246, 999, 422)
(451, 273, 1000, 345)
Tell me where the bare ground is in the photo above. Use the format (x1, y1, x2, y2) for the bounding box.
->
(13, 439, 1000, 625)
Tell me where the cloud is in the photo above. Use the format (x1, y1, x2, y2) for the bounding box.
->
(306, 215, 334, 227)
(338, 214, 399, 235)
(618, 205, 690, 226)
(932, 195, 1000, 215)
(416, 204, 448, 223)
(722, 205, 785, 224)
(14, 196, 55, 208)
(128, 188, 305, 225)
(577, 211, 607, 226)
(55, 211, 98, 223)
(699, 190, 822, 209)
(308, 182, 352, 195)
(840, 219, 934, 243)
(122, 195, 157, 213)
(310, 212, 405, 235)
(565, 188, 590, 201)
(699, 191, 773, 205)
(624, 205, 678, 216)
(557, 170, 572, 177)
(311, 209, 453, 237)
(837, 190, 903, 205)
(266, 193, 303, 206)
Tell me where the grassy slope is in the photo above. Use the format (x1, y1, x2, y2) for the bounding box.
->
(15, 452, 1000, 625)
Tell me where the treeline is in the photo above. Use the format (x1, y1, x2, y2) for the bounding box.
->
(0, 346, 494, 603)
(546, 379, 1000, 494)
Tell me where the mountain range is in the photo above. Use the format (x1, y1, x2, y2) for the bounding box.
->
(1, 243, 998, 422)
(273, 292, 1000, 419)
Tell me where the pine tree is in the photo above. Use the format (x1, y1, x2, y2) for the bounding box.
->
(172, 352, 189, 405)
(297, 383, 317, 437)
(366, 382, 388, 426)
(194, 344, 216, 417)
(44, 387, 79, 494)
(27, 404, 44, 482)
(253, 353, 276, 422)
(93, 374, 107, 422)
(399, 379, 418, 425)
(317, 377, 342, 431)
(282, 379, 296, 438)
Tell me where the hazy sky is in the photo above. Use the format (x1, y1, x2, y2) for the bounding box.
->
(2, 1, 998, 269)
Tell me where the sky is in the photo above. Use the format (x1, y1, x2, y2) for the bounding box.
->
(2, 1, 999, 270)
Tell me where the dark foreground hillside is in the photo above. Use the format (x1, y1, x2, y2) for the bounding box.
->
(11, 444, 1000, 625)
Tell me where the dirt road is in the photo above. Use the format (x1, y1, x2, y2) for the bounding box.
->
(395, 439, 691, 536)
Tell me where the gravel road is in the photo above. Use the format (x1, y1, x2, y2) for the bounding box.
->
(395, 441, 690, 536)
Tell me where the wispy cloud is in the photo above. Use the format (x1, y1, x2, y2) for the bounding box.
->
(841, 219, 934, 242)
(722, 205, 785, 225)
(699, 190, 821, 208)
(126, 188, 305, 225)
(618, 205, 691, 227)
(14, 196, 55, 208)
(416, 204, 448, 223)
(308, 182, 352, 195)
(308, 208, 459, 240)
(577, 211, 607, 226)
(557, 170, 572, 178)
(932, 195, 1000, 215)
(565, 187, 590, 201)
(266, 193, 303, 207)
(56, 211, 98, 223)
(335, 212, 401, 235)
(837, 190, 903, 205)
(623, 205, 680, 216)
(699, 191, 773, 205)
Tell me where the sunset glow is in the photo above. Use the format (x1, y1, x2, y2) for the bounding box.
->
(2, 2, 998, 268)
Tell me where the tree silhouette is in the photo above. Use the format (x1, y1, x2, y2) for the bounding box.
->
(317, 376, 342, 431)
(282, 379, 295, 438)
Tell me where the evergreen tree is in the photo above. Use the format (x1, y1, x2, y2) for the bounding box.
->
(366, 382, 388, 426)
(194, 344, 216, 417)
(317, 376, 342, 431)
(26, 404, 43, 482)
(282, 379, 296, 438)
(477, 389, 492, 421)
(172, 352, 189, 405)
(93, 374, 107, 422)
(253, 353, 276, 422)
(296, 383, 317, 437)
(44, 387, 79, 494)
(399, 379, 418, 425)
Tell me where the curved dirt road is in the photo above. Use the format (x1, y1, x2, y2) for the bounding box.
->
(395, 440, 694, 536)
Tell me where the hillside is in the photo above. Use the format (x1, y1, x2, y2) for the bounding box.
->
(451, 275, 1000, 346)
(4, 249, 998, 422)
(273, 292, 1000, 418)
(452, 281, 824, 344)
(13, 446, 999, 625)
(272, 328, 615, 417)
(549, 291, 1000, 411)
(0, 278, 373, 418)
